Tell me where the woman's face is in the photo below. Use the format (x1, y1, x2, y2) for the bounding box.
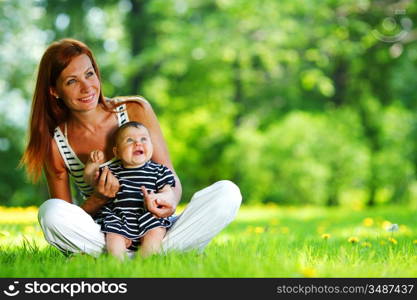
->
(50, 54, 100, 113)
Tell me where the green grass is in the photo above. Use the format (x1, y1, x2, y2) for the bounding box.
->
(0, 205, 416, 277)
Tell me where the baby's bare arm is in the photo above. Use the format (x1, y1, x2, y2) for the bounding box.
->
(84, 150, 105, 186)
(89, 150, 105, 164)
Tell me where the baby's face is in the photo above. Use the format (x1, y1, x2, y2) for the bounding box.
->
(113, 126, 153, 168)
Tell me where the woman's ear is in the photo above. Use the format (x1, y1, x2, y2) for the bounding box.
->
(49, 87, 59, 99)
(113, 146, 118, 158)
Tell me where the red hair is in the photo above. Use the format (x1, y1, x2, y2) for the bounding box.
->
(21, 39, 106, 182)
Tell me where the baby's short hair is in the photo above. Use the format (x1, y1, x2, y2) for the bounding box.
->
(114, 121, 149, 145)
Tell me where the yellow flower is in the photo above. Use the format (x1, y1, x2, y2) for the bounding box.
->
(413, 240, 417, 245)
(321, 233, 331, 240)
(399, 225, 411, 234)
(348, 237, 359, 243)
(301, 267, 317, 278)
(280, 227, 289, 234)
(388, 237, 398, 245)
(254, 227, 264, 234)
(269, 219, 279, 226)
(24, 226, 36, 234)
(380, 240, 387, 246)
(246, 226, 254, 233)
(361, 242, 372, 248)
(381, 220, 392, 230)
(266, 203, 278, 209)
(363, 217, 374, 227)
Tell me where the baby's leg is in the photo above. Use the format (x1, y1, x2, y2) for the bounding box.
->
(106, 233, 132, 260)
(140, 227, 166, 258)
(84, 150, 105, 186)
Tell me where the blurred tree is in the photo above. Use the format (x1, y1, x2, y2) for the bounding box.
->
(1, 0, 417, 206)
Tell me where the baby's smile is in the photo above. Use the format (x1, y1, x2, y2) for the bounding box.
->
(133, 149, 144, 156)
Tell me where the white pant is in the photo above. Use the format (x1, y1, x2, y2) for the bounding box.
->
(38, 180, 242, 257)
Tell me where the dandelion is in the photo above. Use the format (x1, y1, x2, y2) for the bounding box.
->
(348, 237, 359, 244)
(24, 226, 36, 234)
(386, 224, 399, 232)
(388, 237, 398, 245)
(363, 218, 374, 227)
(413, 240, 417, 245)
(301, 267, 317, 278)
(269, 219, 279, 226)
(399, 225, 411, 235)
(280, 227, 289, 234)
(254, 227, 264, 234)
(266, 203, 278, 209)
(246, 226, 254, 233)
(321, 233, 331, 240)
(381, 221, 392, 230)
(361, 242, 372, 248)
(386, 223, 399, 242)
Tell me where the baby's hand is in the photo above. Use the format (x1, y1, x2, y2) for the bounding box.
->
(141, 186, 158, 210)
(88, 150, 105, 164)
(84, 150, 105, 186)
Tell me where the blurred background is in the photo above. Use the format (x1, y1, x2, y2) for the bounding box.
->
(1, 0, 417, 208)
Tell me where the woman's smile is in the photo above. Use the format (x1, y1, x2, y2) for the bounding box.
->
(78, 93, 96, 103)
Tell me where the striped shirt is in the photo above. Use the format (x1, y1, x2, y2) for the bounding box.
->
(98, 160, 176, 250)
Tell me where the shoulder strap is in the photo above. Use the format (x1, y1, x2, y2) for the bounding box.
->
(111, 95, 148, 104)
(53, 126, 83, 171)
(111, 95, 148, 125)
(115, 103, 129, 126)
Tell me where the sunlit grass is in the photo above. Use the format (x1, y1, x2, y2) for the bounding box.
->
(1, 205, 416, 277)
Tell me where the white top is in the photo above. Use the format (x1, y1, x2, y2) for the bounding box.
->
(53, 103, 129, 200)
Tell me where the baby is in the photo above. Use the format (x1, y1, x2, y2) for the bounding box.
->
(84, 121, 175, 259)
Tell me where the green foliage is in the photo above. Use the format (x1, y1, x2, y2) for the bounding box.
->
(372, 103, 415, 203)
(0, 118, 47, 206)
(1, 0, 417, 205)
(224, 110, 369, 205)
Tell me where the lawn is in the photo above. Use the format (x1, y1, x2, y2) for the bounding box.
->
(0, 205, 416, 277)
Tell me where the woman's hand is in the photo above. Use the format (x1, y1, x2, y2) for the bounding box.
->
(81, 167, 119, 215)
(94, 166, 120, 199)
(141, 186, 177, 218)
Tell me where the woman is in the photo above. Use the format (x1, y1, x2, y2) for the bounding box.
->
(21, 39, 242, 257)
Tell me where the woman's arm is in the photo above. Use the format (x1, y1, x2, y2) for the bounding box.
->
(126, 99, 183, 205)
(44, 138, 72, 203)
(45, 138, 118, 216)
(81, 166, 120, 215)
